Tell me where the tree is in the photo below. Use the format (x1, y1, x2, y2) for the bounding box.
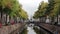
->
(20, 9, 28, 20)
(0, 0, 27, 25)
(33, 0, 60, 24)
(33, 1, 48, 19)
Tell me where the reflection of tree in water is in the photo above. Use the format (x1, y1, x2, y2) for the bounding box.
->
(21, 28, 28, 34)
(33, 26, 45, 34)
(21, 26, 45, 34)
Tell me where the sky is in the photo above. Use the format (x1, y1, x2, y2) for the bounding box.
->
(18, 0, 48, 19)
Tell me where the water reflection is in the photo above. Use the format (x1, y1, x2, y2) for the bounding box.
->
(21, 23, 39, 34)
(27, 27, 36, 34)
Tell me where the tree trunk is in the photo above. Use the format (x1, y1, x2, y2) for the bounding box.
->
(5, 14, 8, 25)
(9, 16, 11, 25)
(1, 11, 2, 24)
(0, 6, 2, 24)
(0, 12, 1, 22)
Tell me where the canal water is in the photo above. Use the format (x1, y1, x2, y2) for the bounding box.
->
(21, 23, 49, 34)
(27, 26, 36, 34)
(21, 23, 40, 34)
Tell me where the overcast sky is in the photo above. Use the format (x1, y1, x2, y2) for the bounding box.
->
(18, 0, 48, 19)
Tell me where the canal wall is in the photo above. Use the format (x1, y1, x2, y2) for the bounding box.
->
(0, 23, 25, 34)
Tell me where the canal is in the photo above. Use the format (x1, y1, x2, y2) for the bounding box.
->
(27, 26, 36, 34)
(21, 23, 40, 34)
(21, 23, 47, 34)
